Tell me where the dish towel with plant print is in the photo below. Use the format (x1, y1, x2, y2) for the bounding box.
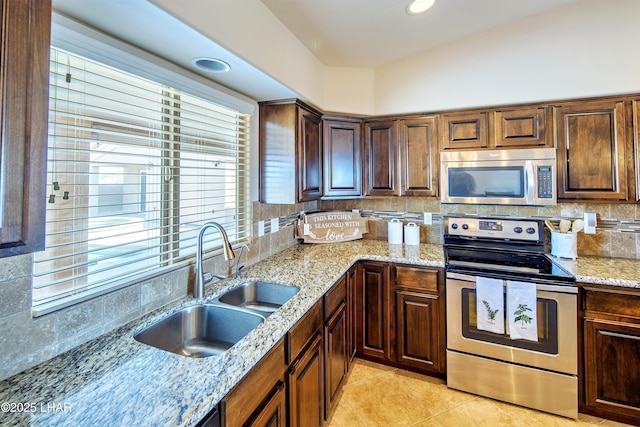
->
(507, 281, 538, 341)
(475, 277, 504, 334)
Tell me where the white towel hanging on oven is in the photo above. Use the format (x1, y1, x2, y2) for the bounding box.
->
(507, 281, 538, 341)
(475, 277, 504, 334)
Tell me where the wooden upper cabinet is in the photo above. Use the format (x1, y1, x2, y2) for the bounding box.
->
(493, 106, 552, 148)
(634, 100, 640, 202)
(0, 0, 51, 257)
(555, 100, 627, 200)
(440, 111, 489, 150)
(322, 116, 362, 199)
(259, 100, 322, 204)
(399, 117, 438, 197)
(442, 106, 551, 150)
(363, 120, 398, 196)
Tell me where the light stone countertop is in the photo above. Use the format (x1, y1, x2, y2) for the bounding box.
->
(0, 240, 443, 427)
(0, 240, 637, 427)
(551, 255, 640, 288)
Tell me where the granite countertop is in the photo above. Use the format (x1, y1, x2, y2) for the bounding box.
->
(0, 239, 637, 427)
(552, 255, 640, 288)
(0, 240, 443, 427)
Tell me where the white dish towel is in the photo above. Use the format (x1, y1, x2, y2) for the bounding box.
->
(475, 277, 504, 334)
(507, 281, 538, 342)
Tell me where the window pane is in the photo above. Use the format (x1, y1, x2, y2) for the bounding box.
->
(33, 47, 250, 311)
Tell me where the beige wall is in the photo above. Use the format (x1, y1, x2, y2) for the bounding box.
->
(374, 0, 640, 115)
(151, 0, 640, 116)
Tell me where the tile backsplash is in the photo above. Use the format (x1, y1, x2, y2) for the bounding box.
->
(0, 196, 637, 381)
(319, 198, 640, 259)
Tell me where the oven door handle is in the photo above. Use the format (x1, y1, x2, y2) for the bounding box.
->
(446, 271, 578, 294)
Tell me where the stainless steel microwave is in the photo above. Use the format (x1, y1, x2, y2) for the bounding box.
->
(440, 148, 556, 206)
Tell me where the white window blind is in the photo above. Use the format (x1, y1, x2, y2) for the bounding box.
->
(32, 47, 251, 315)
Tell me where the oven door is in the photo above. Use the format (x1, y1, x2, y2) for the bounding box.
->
(446, 272, 577, 375)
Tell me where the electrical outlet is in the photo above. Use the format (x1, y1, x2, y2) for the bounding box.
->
(423, 212, 432, 225)
(258, 220, 265, 237)
(271, 217, 279, 233)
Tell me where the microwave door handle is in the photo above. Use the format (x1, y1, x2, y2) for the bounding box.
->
(525, 161, 535, 204)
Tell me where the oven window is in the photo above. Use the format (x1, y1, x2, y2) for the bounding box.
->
(449, 167, 524, 198)
(461, 289, 559, 354)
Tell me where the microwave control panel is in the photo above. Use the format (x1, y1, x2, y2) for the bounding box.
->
(537, 166, 554, 199)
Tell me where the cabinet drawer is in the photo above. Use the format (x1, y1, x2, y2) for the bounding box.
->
(287, 300, 323, 364)
(324, 275, 346, 319)
(394, 265, 439, 293)
(223, 338, 285, 427)
(583, 285, 640, 319)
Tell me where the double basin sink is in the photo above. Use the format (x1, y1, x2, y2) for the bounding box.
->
(134, 281, 300, 358)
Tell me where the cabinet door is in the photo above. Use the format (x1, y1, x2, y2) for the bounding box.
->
(363, 120, 398, 196)
(398, 117, 438, 197)
(248, 382, 286, 427)
(288, 333, 324, 427)
(634, 100, 640, 202)
(440, 111, 488, 150)
(556, 101, 627, 200)
(356, 262, 392, 361)
(323, 118, 361, 199)
(297, 107, 323, 201)
(583, 318, 640, 424)
(346, 265, 357, 366)
(0, 0, 50, 257)
(223, 340, 285, 427)
(324, 302, 347, 421)
(493, 107, 551, 148)
(395, 291, 442, 373)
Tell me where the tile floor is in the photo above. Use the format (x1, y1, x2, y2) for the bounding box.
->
(326, 359, 634, 427)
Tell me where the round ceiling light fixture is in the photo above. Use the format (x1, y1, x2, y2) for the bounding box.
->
(191, 57, 231, 73)
(406, 0, 435, 15)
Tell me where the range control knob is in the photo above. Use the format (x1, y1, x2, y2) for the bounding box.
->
(513, 227, 523, 234)
(526, 227, 536, 234)
(462, 224, 469, 230)
(451, 223, 458, 230)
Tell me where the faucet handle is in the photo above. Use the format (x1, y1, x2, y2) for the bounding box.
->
(202, 272, 214, 284)
(234, 244, 250, 278)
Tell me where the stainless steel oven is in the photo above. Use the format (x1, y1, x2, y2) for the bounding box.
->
(444, 216, 578, 419)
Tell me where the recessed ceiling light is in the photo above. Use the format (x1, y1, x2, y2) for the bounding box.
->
(191, 57, 231, 73)
(406, 0, 435, 15)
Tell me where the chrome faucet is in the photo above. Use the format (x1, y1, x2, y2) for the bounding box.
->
(195, 222, 235, 299)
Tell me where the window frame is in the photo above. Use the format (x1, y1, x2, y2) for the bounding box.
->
(31, 13, 256, 317)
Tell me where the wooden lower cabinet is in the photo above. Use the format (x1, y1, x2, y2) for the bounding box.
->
(395, 291, 443, 374)
(346, 265, 358, 367)
(248, 382, 286, 427)
(355, 262, 445, 376)
(287, 300, 324, 427)
(356, 261, 393, 362)
(222, 339, 286, 427)
(581, 284, 640, 425)
(324, 276, 349, 421)
(288, 333, 324, 427)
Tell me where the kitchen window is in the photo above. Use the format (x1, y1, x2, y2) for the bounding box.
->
(32, 44, 251, 316)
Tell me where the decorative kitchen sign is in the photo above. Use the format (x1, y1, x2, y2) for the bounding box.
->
(295, 211, 368, 244)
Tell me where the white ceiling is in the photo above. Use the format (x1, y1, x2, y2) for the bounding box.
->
(260, 0, 584, 68)
(52, 0, 585, 101)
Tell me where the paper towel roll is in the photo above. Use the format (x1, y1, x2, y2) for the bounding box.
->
(404, 222, 420, 245)
(388, 219, 403, 244)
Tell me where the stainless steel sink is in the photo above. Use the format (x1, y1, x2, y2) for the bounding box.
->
(134, 304, 264, 358)
(217, 281, 300, 317)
